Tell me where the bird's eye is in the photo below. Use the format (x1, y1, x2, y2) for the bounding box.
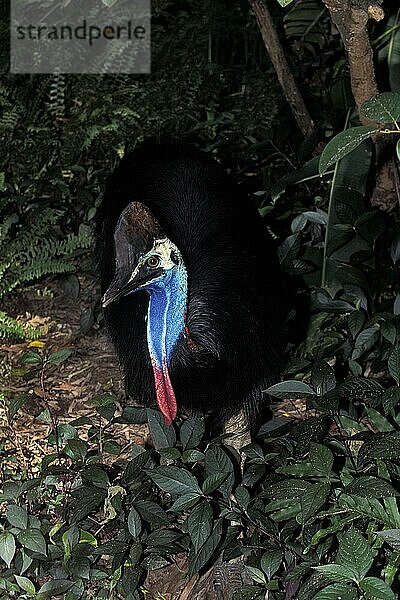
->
(146, 255, 161, 269)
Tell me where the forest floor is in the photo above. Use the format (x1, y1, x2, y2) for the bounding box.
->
(0, 274, 305, 599)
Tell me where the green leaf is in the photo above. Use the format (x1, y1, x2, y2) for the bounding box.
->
(47, 348, 73, 365)
(159, 447, 181, 461)
(134, 500, 169, 526)
(301, 482, 330, 522)
(276, 0, 295, 7)
(118, 406, 148, 424)
(352, 327, 380, 360)
(127, 508, 142, 539)
(309, 443, 334, 474)
(180, 415, 205, 450)
(14, 575, 35, 595)
(7, 505, 28, 529)
(337, 530, 373, 581)
(382, 387, 400, 415)
(376, 529, 400, 551)
(261, 549, 283, 580)
(397, 139, 400, 162)
(271, 156, 320, 201)
(147, 408, 176, 450)
(38, 579, 74, 596)
(388, 346, 400, 385)
(314, 563, 356, 583)
(169, 493, 200, 513)
(245, 566, 266, 585)
(319, 126, 378, 173)
(361, 92, 400, 124)
(265, 380, 315, 400)
(311, 361, 336, 395)
(241, 443, 264, 462)
(17, 528, 46, 556)
(201, 473, 228, 496)
(345, 476, 398, 499)
(188, 518, 222, 577)
(187, 501, 213, 550)
(146, 529, 181, 549)
(0, 532, 16, 567)
(263, 479, 311, 500)
(313, 583, 357, 599)
(205, 446, 234, 496)
(338, 377, 383, 403)
(148, 466, 202, 499)
(94, 541, 129, 556)
(70, 488, 106, 522)
(359, 576, 396, 599)
(81, 466, 109, 488)
(232, 586, 264, 600)
(235, 485, 251, 510)
(182, 449, 205, 463)
(79, 529, 98, 546)
(348, 311, 366, 338)
(7, 394, 29, 423)
(358, 432, 400, 466)
(20, 351, 42, 365)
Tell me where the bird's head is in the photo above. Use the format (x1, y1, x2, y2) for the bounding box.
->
(102, 202, 184, 307)
(102, 201, 188, 425)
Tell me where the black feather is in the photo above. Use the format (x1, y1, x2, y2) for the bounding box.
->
(96, 140, 288, 430)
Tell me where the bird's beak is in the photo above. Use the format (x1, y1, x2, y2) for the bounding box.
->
(102, 270, 146, 308)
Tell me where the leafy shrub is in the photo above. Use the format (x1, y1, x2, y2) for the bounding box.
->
(0, 342, 399, 599)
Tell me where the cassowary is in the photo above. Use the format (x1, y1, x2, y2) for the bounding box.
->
(96, 140, 287, 434)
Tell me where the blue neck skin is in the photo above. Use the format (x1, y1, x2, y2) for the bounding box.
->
(146, 264, 188, 372)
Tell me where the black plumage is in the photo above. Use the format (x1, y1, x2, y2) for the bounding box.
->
(96, 140, 288, 430)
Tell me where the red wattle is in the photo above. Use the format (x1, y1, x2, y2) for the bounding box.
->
(152, 362, 177, 424)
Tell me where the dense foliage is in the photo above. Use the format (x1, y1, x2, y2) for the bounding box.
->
(1, 0, 400, 598)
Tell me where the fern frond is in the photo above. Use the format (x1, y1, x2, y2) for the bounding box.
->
(0, 310, 41, 341)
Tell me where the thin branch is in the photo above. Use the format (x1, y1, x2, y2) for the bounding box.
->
(248, 0, 315, 138)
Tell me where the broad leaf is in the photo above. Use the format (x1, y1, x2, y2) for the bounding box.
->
(147, 408, 176, 450)
(260, 549, 283, 580)
(388, 346, 400, 385)
(376, 529, 400, 551)
(265, 380, 315, 400)
(345, 476, 398, 499)
(14, 575, 36, 595)
(319, 126, 378, 173)
(7, 504, 28, 529)
(205, 446, 234, 496)
(0, 532, 16, 567)
(188, 518, 222, 577)
(127, 508, 142, 539)
(187, 501, 213, 550)
(314, 563, 356, 583)
(17, 529, 46, 556)
(313, 583, 357, 599)
(309, 443, 334, 473)
(301, 482, 330, 522)
(361, 92, 400, 124)
(148, 466, 202, 498)
(359, 577, 396, 599)
(134, 500, 169, 526)
(337, 529, 373, 581)
(180, 415, 205, 450)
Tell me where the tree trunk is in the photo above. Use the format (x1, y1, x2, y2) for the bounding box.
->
(322, 0, 396, 210)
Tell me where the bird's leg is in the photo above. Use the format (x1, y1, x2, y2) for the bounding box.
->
(211, 409, 251, 597)
(223, 408, 251, 455)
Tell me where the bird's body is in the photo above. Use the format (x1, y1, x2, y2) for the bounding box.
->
(96, 141, 287, 430)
